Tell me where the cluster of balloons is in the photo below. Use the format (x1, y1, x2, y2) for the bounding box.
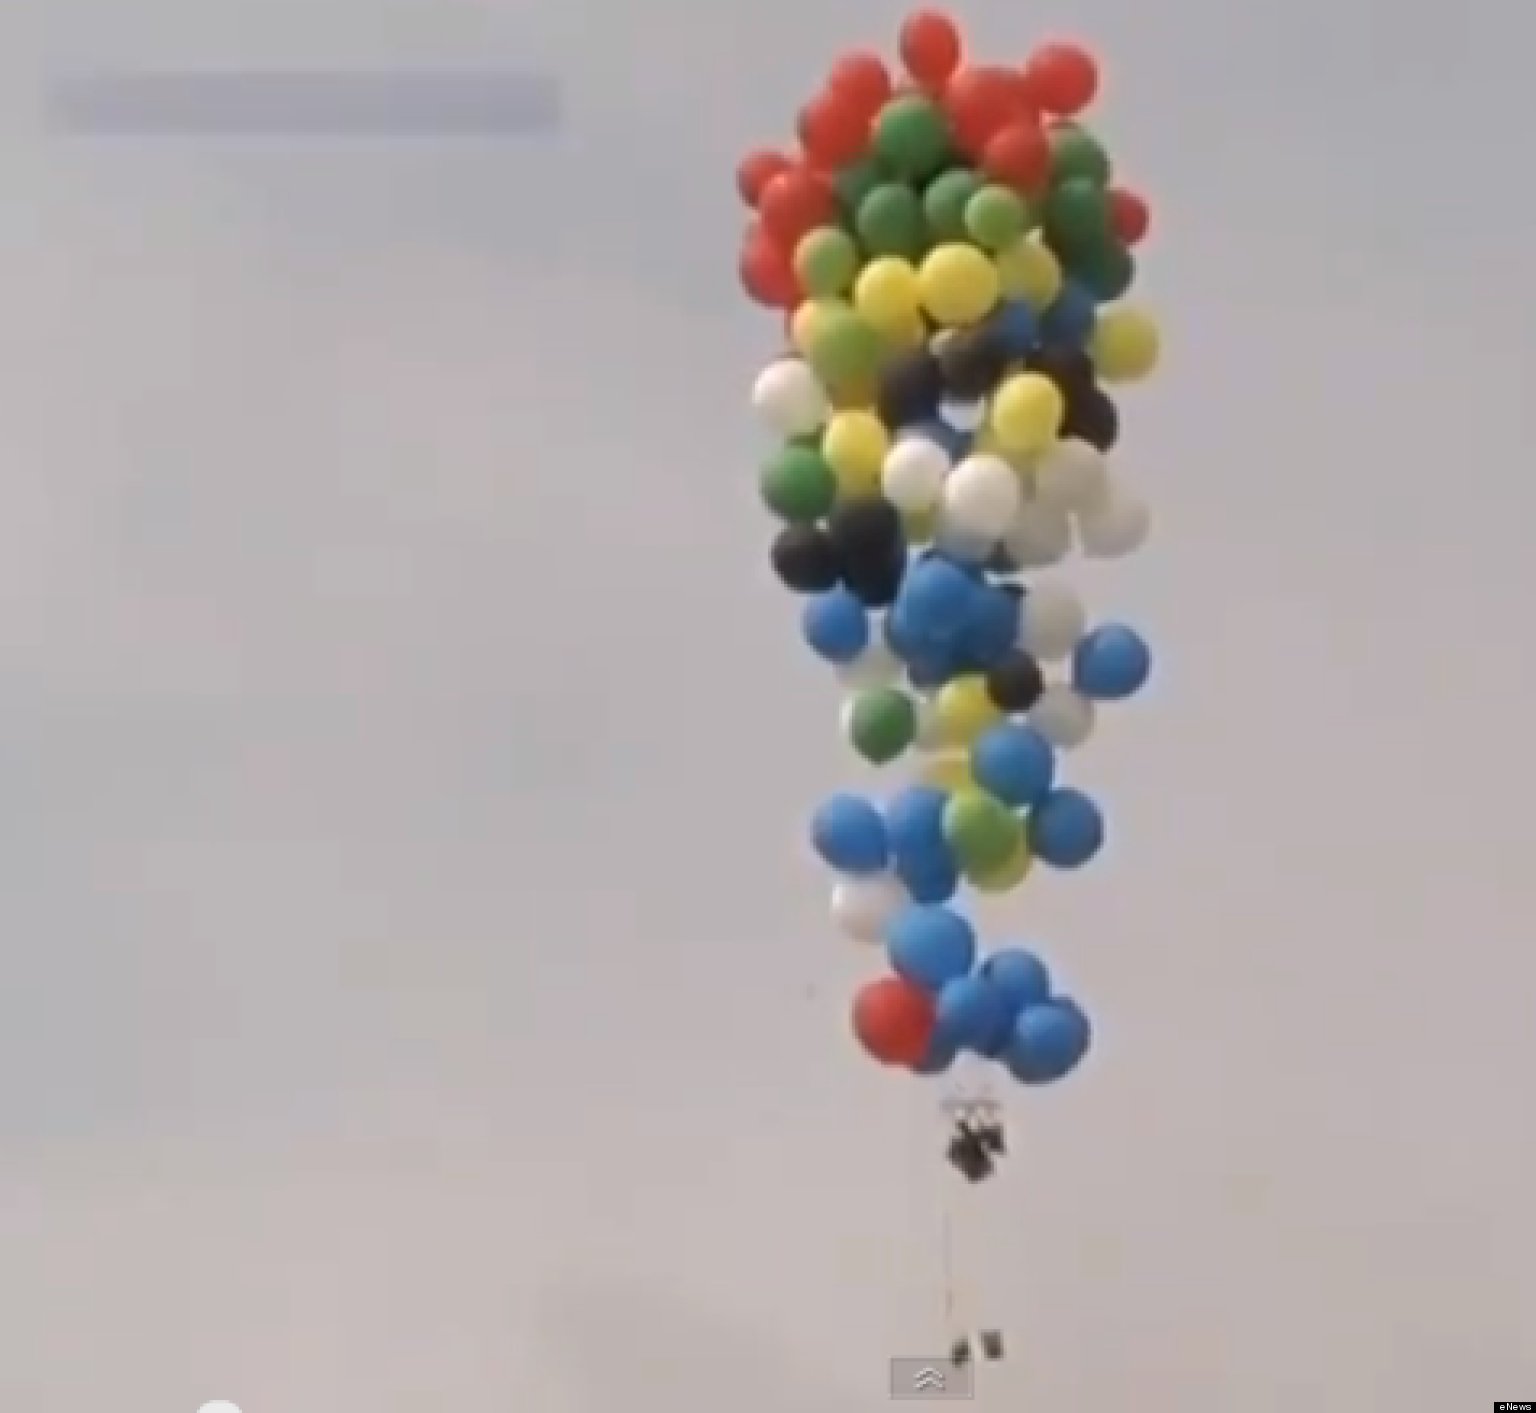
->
(739, 11, 1162, 1087)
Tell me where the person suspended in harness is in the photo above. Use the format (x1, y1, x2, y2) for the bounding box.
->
(945, 1106, 1006, 1182)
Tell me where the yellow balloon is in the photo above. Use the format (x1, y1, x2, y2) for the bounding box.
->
(968, 834, 1034, 893)
(932, 675, 1002, 748)
(852, 257, 922, 337)
(822, 411, 890, 498)
(993, 236, 1063, 311)
(919, 750, 975, 793)
(989, 373, 1065, 456)
(790, 298, 850, 358)
(882, 307, 929, 353)
(1091, 306, 1162, 382)
(918, 244, 1001, 328)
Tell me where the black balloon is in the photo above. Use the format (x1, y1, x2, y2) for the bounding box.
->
(828, 497, 902, 561)
(1026, 346, 1095, 394)
(843, 547, 906, 608)
(876, 348, 944, 431)
(1063, 384, 1119, 451)
(937, 326, 1012, 401)
(985, 650, 1045, 713)
(770, 525, 842, 593)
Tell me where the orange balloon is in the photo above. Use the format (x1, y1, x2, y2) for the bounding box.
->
(1109, 187, 1151, 245)
(852, 975, 936, 1066)
(757, 167, 837, 246)
(798, 90, 872, 170)
(739, 228, 800, 309)
(828, 49, 893, 117)
(981, 120, 1052, 194)
(735, 148, 792, 208)
(1023, 41, 1099, 116)
(898, 9, 963, 87)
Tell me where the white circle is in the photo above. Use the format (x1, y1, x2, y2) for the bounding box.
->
(198, 1403, 242, 1413)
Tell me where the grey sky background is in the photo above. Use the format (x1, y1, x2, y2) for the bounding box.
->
(2, 0, 1534, 1407)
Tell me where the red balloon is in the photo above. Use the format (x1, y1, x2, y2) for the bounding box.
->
(852, 976, 936, 1066)
(736, 148, 792, 208)
(943, 65, 1026, 157)
(758, 166, 837, 245)
(828, 49, 893, 117)
(1023, 41, 1099, 116)
(798, 90, 872, 170)
(980, 120, 1052, 194)
(898, 10, 963, 87)
(739, 227, 800, 309)
(1109, 186, 1151, 245)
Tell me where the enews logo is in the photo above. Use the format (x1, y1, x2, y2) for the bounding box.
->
(46, 68, 561, 137)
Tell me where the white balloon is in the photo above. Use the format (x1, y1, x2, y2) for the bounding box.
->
(882, 436, 950, 512)
(942, 454, 1022, 542)
(751, 359, 828, 439)
(1029, 684, 1096, 749)
(1004, 499, 1071, 568)
(1077, 488, 1151, 559)
(836, 639, 902, 691)
(1032, 438, 1109, 514)
(830, 873, 907, 944)
(1017, 579, 1087, 662)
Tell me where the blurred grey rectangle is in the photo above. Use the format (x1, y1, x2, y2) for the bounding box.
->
(47, 69, 561, 136)
(889, 1358, 973, 1400)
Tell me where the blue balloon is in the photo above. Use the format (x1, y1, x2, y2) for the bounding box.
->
(895, 558, 976, 646)
(1038, 279, 1097, 348)
(935, 974, 1012, 1054)
(957, 584, 1021, 669)
(970, 723, 1056, 808)
(801, 588, 869, 665)
(989, 299, 1040, 359)
(886, 904, 977, 992)
(1003, 999, 1092, 1084)
(1028, 787, 1105, 869)
(896, 851, 960, 904)
(1072, 623, 1152, 701)
(906, 651, 963, 691)
(885, 785, 953, 872)
(902, 418, 970, 462)
(979, 947, 1052, 1011)
(810, 793, 889, 875)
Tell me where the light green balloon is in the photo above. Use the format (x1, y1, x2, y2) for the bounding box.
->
(806, 309, 884, 389)
(942, 789, 1023, 871)
(794, 227, 859, 298)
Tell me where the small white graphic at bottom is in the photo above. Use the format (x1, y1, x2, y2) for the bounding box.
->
(197, 1402, 242, 1413)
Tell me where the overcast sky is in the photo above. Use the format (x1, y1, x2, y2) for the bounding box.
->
(2, 0, 1535, 1408)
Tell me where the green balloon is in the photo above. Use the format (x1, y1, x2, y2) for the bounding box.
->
(1049, 121, 1113, 186)
(923, 168, 983, 243)
(849, 688, 917, 765)
(806, 309, 884, 388)
(872, 96, 953, 181)
(942, 790, 1023, 871)
(855, 183, 928, 260)
(963, 184, 1030, 251)
(760, 444, 837, 523)
(1042, 177, 1110, 253)
(1073, 238, 1136, 301)
(795, 227, 859, 298)
(835, 157, 887, 218)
